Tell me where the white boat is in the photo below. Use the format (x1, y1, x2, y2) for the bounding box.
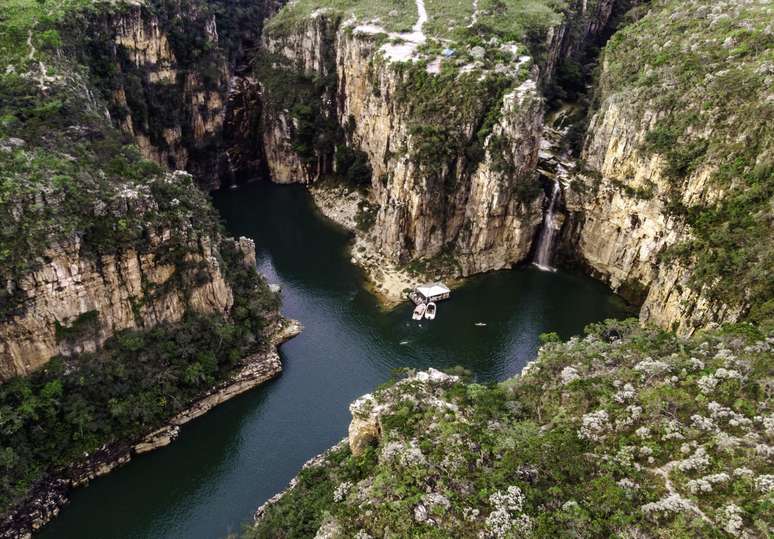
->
(424, 302, 437, 320)
(412, 303, 427, 320)
(474, 322, 487, 327)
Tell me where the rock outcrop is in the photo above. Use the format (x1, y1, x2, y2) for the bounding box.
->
(347, 369, 459, 457)
(0, 229, 237, 380)
(258, 1, 619, 279)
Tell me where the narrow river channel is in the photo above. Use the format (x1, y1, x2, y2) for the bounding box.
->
(38, 181, 634, 538)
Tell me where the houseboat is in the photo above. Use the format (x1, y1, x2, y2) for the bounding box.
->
(409, 282, 451, 305)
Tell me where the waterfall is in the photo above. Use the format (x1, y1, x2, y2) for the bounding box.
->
(226, 153, 238, 190)
(533, 180, 561, 271)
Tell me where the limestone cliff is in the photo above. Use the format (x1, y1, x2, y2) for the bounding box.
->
(562, 96, 742, 333)
(0, 224, 237, 381)
(335, 31, 544, 275)
(258, 0, 618, 278)
(0, 167, 257, 380)
(542, 0, 618, 83)
(557, 0, 772, 334)
(79, 2, 226, 188)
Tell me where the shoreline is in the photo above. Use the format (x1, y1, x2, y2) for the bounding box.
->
(252, 440, 348, 525)
(0, 318, 302, 539)
(309, 183, 459, 309)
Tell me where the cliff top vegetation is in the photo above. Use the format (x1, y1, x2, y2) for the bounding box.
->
(596, 0, 774, 323)
(260, 0, 566, 200)
(248, 321, 773, 538)
(265, 0, 570, 69)
(266, 0, 567, 40)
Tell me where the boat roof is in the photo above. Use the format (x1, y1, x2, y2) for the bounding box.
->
(416, 282, 450, 297)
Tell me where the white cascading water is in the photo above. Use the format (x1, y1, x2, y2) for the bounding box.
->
(226, 153, 238, 189)
(533, 180, 561, 271)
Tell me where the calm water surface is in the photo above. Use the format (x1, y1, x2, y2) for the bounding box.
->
(39, 181, 633, 538)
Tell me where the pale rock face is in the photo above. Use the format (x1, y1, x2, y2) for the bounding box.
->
(454, 87, 545, 274)
(337, 32, 546, 270)
(348, 411, 382, 458)
(262, 15, 547, 272)
(104, 4, 229, 188)
(565, 95, 741, 333)
(641, 265, 745, 334)
(347, 369, 458, 456)
(0, 235, 247, 380)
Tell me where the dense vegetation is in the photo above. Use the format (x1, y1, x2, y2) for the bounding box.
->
(0, 0, 283, 519)
(0, 232, 280, 516)
(249, 321, 772, 537)
(598, 0, 774, 322)
(0, 305, 274, 515)
(255, 47, 340, 178)
(393, 61, 523, 183)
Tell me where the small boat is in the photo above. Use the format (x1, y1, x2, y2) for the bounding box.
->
(424, 302, 437, 320)
(412, 303, 427, 320)
(474, 322, 487, 327)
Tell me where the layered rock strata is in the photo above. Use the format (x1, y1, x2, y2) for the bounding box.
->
(0, 231, 236, 380)
(561, 88, 744, 334)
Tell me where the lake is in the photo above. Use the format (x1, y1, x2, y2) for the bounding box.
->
(38, 181, 633, 538)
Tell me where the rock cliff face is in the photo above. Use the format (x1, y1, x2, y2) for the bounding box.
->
(554, 0, 773, 334)
(561, 95, 742, 333)
(0, 229, 238, 380)
(78, 0, 284, 190)
(258, 1, 618, 276)
(542, 0, 618, 83)
(84, 2, 227, 188)
(335, 33, 545, 274)
(260, 12, 339, 184)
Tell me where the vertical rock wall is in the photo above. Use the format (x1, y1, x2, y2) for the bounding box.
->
(76, 0, 286, 190)
(562, 95, 743, 334)
(0, 233, 236, 380)
(260, 14, 551, 274)
(92, 3, 228, 188)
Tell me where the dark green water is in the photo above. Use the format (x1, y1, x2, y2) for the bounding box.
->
(39, 181, 633, 539)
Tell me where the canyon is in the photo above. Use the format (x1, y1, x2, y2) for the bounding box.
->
(86, 0, 754, 336)
(0, 0, 771, 536)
